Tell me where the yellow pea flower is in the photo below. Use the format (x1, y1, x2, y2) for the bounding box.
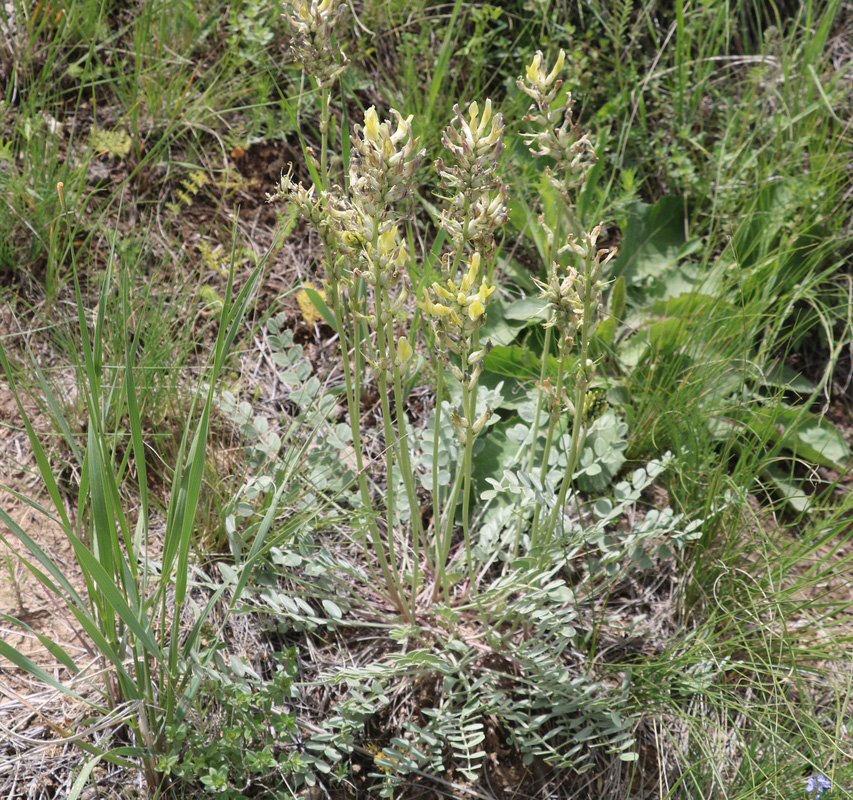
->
(396, 336, 413, 364)
(526, 52, 543, 84)
(364, 107, 380, 143)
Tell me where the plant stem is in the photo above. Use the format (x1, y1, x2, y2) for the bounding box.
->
(529, 350, 566, 551)
(319, 88, 330, 189)
(431, 361, 445, 594)
(328, 252, 407, 618)
(459, 375, 477, 595)
(544, 284, 596, 548)
(436, 440, 465, 600)
(527, 324, 553, 474)
(389, 337, 424, 615)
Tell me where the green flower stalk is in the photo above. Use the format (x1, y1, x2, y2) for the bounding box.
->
(337, 108, 424, 619)
(283, 0, 348, 90)
(270, 106, 425, 620)
(536, 225, 616, 549)
(283, 0, 349, 183)
(423, 101, 508, 600)
(513, 50, 620, 553)
(513, 50, 607, 551)
(421, 251, 498, 598)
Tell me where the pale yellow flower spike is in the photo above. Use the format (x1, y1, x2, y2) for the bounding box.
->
(391, 113, 413, 145)
(467, 102, 480, 139)
(477, 282, 496, 305)
(431, 282, 454, 301)
(295, 0, 311, 23)
(476, 99, 493, 140)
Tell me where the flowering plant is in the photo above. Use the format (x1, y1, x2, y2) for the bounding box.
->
(807, 774, 832, 799)
(268, 45, 622, 615)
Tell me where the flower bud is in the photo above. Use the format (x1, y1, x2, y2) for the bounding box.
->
(471, 408, 493, 435)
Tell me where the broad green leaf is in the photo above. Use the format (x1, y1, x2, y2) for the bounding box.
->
(737, 405, 850, 470)
(480, 294, 524, 346)
(507, 195, 550, 266)
(504, 297, 548, 322)
(497, 254, 538, 294)
(321, 599, 343, 620)
(483, 345, 560, 381)
(594, 316, 617, 347)
(772, 405, 851, 469)
(763, 362, 815, 392)
(646, 292, 727, 320)
(472, 418, 528, 488)
(611, 197, 701, 296)
(609, 275, 626, 321)
(477, 370, 531, 411)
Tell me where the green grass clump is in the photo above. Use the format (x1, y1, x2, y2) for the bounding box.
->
(0, 0, 851, 798)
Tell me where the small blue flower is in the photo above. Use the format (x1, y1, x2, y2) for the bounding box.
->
(806, 773, 831, 799)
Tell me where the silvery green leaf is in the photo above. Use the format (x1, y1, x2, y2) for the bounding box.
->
(235, 501, 254, 517)
(594, 498, 613, 517)
(273, 550, 302, 567)
(321, 599, 342, 619)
